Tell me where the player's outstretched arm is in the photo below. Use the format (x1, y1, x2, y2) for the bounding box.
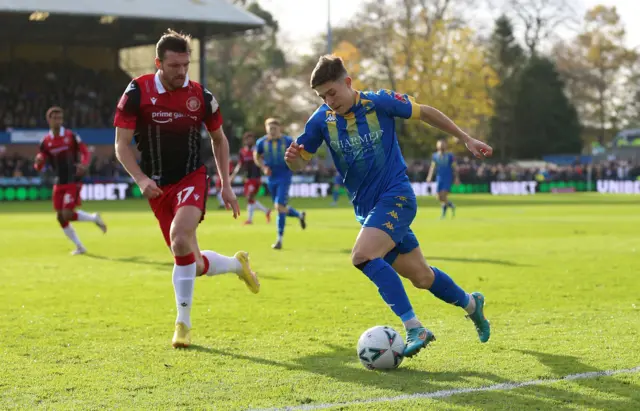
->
(252, 150, 264, 168)
(115, 127, 162, 199)
(209, 127, 232, 186)
(209, 127, 240, 218)
(419, 105, 493, 159)
(34, 150, 47, 171)
(76, 139, 91, 177)
(253, 151, 271, 177)
(426, 162, 435, 183)
(453, 163, 461, 185)
(229, 161, 242, 182)
(284, 142, 309, 172)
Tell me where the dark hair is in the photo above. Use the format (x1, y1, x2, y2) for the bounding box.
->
(156, 29, 192, 60)
(46, 106, 63, 119)
(310, 55, 348, 88)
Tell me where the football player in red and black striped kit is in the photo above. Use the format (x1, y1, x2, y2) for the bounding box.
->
(34, 106, 107, 255)
(230, 131, 271, 225)
(113, 30, 260, 348)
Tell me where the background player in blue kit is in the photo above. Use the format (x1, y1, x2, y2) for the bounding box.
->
(254, 117, 307, 250)
(426, 139, 460, 219)
(285, 55, 493, 358)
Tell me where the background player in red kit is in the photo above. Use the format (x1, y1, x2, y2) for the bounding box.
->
(230, 132, 271, 225)
(34, 106, 107, 255)
(113, 30, 260, 348)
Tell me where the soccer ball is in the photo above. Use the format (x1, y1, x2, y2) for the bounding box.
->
(357, 326, 405, 370)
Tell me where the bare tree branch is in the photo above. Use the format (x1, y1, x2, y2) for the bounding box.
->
(509, 0, 579, 55)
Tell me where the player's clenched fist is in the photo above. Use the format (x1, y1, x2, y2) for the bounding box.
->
(285, 141, 303, 161)
(464, 138, 493, 159)
(138, 176, 163, 199)
(284, 142, 306, 172)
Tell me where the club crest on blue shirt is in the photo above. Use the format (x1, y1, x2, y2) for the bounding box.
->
(393, 93, 408, 104)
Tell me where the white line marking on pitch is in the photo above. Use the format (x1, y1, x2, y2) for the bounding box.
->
(250, 365, 640, 411)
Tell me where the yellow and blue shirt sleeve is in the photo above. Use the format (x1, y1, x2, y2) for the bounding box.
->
(255, 138, 264, 155)
(296, 114, 324, 161)
(374, 89, 421, 120)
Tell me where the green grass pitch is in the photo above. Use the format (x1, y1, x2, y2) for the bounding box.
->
(1, 194, 639, 410)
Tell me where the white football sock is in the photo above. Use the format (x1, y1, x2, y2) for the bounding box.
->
(403, 317, 423, 330)
(254, 201, 268, 212)
(172, 262, 196, 328)
(75, 210, 96, 222)
(216, 192, 225, 206)
(63, 225, 84, 248)
(247, 203, 255, 222)
(201, 250, 241, 276)
(464, 294, 476, 315)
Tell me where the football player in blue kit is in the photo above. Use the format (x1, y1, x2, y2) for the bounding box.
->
(426, 139, 459, 218)
(254, 118, 307, 250)
(285, 55, 492, 358)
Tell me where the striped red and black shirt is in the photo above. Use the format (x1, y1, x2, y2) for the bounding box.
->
(36, 127, 90, 185)
(113, 72, 223, 187)
(238, 146, 262, 179)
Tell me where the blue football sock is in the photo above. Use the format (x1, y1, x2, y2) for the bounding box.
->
(332, 190, 339, 202)
(277, 212, 286, 236)
(447, 201, 455, 208)
(428, 266, 469, 308)
(441, 204, 448, 217)
(287, 207, 301, 218)
(358, 258, 415, 321)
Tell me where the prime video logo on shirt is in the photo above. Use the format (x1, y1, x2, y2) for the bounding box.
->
(151, 111, 198, 123)
(329, 129, 384, 151)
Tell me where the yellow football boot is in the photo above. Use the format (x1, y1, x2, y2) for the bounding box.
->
(172, 322, 191, 348)
(234, 251, 260, 294)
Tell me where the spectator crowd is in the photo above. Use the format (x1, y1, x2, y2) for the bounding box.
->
(0, 61, 127, 130)
(1, 61, 638, 184)
(2, 148, 638, 184)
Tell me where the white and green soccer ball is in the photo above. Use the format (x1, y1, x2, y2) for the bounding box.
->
(357, 326, 405, 370)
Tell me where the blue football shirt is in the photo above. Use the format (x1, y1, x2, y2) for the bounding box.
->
(296, 89, 421, 206)
(255, 135, 294, 181)
(432, 152, 455, 181)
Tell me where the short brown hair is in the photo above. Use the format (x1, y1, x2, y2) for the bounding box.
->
(46, 106, 63, 119)
(310, 55, 348, 88)
(265, 118, 280, 127)
(156, 29, 192, 60)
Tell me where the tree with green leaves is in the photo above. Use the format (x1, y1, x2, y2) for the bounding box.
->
(512, 56, 582, 158)
(297, 0, 494, 158)
(205, 1, 296, 149)
(487, 14, 525, 160)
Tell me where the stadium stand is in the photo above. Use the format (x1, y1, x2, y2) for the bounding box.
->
(0, 0, 264, 184)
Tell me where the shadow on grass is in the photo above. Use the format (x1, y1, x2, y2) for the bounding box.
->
(82, 253, 283, 280)
(335, 249, 532, 267)
(83, 253, 174, 269)
(427, 256, 534, 267)
(515, 349, 640, 403)
(186, 345, 638, 410)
